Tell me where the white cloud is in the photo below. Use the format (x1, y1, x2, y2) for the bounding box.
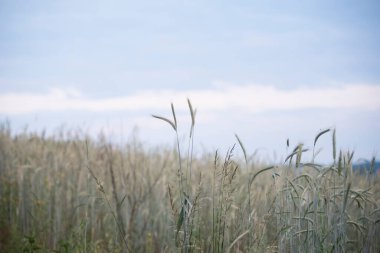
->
(0, 84, 380, 115)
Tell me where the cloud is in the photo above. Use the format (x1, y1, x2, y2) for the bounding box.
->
(0, 84, 380, 115)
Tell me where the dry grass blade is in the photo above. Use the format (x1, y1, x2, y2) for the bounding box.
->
(152, 115, 177, 131)
(187, 98, 195, 126)
(293, 216, 314, 225)
(227, 230, 249, 253)
(285, 150, 298, 164)
(338, 150, 343, 175)
(249, 166, 275, 187)
(235, 134, 248, 165)
(171, 103, 177, 130)
(348, 150, 355, 164)
(296, 143, 303, 167)
(176, 203, 185, 246)
(342, 182, 352, 215)
(347, 221, 367, 233)
(314, 128, 331, 147)
(187, 98, 195, 137)
(285, 144, 308, 164)
(332, 128, 336, 161)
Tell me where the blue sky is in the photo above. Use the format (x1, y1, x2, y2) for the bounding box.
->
(1, 0, 379, 163)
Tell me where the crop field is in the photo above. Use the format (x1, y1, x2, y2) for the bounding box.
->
(0, 103, 379, 253)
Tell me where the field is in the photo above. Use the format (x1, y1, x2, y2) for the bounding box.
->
(0, 103, 379, 253)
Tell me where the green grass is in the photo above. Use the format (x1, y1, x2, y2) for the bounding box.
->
(0, 104, 379, 252)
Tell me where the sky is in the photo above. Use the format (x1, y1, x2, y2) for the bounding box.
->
(0, 0, 379, 163)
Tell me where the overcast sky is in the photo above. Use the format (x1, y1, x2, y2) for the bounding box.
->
(1, 0, 379, 163)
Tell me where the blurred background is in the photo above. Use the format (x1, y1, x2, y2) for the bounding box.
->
(1, 0, 379, 163)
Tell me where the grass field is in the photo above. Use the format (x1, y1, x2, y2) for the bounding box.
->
(0, 102, 379, 252)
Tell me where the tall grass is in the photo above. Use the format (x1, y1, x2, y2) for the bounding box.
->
(0, 104, 379, 252)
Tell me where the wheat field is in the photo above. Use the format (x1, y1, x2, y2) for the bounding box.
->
(0, 102, 379, 252)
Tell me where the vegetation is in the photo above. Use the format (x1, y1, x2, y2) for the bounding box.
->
(0, 101, 379, 252)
